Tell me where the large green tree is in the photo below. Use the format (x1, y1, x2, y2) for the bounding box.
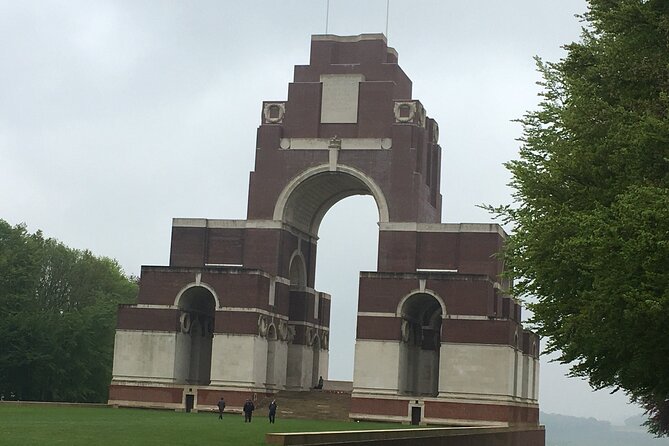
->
(492, 0, 669, 436)
(0, 220, 137, 402)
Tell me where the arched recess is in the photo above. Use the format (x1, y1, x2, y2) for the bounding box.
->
(273, 164, 389, 236)
(311, 335, 321, 388)
(174, 282, 221, 309)
(265, 323, 278, 387)
(288, 251, 307, 290)
(396, 289, 446, 319)
(285, 252, 310, 389)
(398, 292, 444, 396)
(174, 285, 216, 385)
(287, 251, 308, 323)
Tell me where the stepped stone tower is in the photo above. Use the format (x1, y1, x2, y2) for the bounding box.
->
(109, 34, 541, 428)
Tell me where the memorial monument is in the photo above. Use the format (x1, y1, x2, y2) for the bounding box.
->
(109, 34, 541, 429)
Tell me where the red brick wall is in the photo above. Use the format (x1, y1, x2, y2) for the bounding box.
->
(206, 228, 244, 265)
(357, 316, 401, 341)
(283, 82, 322, 138)
(109, 385, 182, 404)
(358, 81, 394, 137)
(242, 228, 281, 275)
(117, 307, 179, 331)
(380, 230, 505, 279)
(137, 268, 194, 305)
(170, 227, 205, 267)
(378, 231, 417, 272)
(201, 272, 268, 309)
(197, 389, 258, 408)
(214, 311, 258, 335)
(352, 396, 539, 426)
(442, 318, 519, 346)
(351, 397, 409, 417)
(424, 400, 540, 425)
(358, 273, 497, 317)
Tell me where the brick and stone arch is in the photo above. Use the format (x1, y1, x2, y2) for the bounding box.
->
(174, 285, 216, 385)
(109, 34, 541, 433)
(273, 165, 390, 236)
(265, 323, 278, 388)
(398, 291, 444, 397)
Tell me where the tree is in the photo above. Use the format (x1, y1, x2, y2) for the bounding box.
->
(0, 220, 137, 402)
(490, 0, 669, 436)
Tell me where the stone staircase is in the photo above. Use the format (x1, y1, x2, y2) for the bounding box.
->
(256, 390, 352, 421)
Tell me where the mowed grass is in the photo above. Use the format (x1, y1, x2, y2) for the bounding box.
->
(0, 404, 412, 446)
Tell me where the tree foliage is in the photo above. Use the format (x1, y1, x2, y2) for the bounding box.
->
(0, 220, 137, 403)
(491, 0, 669, 436)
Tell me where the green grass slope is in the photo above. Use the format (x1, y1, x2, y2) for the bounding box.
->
(0, 404, 411, 446)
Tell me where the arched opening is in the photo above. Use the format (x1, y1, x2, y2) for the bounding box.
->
(175, 286, 216, 385)
(277, 166, 383, 388)
(315, 195, 378, 381)
(398, 293, 443, 396)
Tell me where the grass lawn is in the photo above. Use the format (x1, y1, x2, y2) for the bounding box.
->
(0, 404, 412, 446)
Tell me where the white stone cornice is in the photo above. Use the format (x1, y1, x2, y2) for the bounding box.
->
(444, 315, 490, 321)
(279, 138, 391, 151)
(217, 307, 289, 320)
(378, 222, 507, 237)
(357, 312, 397, 318)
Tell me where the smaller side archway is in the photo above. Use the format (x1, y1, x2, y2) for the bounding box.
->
(174, 285, 216, 385)
(398, 292, 444, 396)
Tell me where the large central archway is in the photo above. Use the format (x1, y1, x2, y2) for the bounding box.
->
(278, 165, 383, 387)
(316, 195, 378, 381)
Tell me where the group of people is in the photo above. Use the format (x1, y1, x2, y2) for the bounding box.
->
(217, 397, 277, 424)
(216, 377, 325, 423)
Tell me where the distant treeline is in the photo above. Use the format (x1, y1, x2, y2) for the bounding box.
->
(542, 412, 669, 446)
(0, 220, 137, 403)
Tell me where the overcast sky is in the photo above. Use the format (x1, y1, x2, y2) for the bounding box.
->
(0, 0, 645, 424)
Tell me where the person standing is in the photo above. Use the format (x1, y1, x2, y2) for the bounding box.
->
(268, 400, 277, 424)
(243, 398, 255, 423)
(217, 397, 226, 420)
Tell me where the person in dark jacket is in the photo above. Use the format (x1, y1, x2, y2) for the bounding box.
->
(243, 399, 255, 422)
(268, 400, 277, 424)
(217, 397, 226, 419)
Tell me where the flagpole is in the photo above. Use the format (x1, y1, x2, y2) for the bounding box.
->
(325, 0, 330, 34)
(385, 0, 390, 38)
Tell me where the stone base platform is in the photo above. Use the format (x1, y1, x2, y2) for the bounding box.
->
(266, 425, 545, 446)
